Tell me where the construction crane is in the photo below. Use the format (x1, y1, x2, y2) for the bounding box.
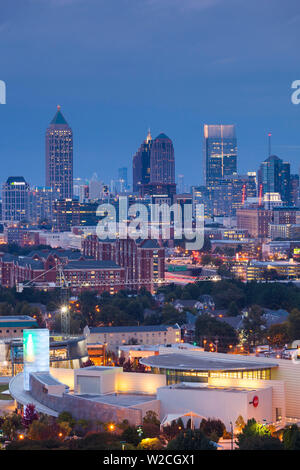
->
(16, 261, 70, 336)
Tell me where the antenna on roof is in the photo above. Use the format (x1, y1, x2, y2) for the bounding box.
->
(268, 132, 272, 157)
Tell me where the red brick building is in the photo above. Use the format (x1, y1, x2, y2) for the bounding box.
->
(0, 249, 124, 295)
(82, 236, 165, 293)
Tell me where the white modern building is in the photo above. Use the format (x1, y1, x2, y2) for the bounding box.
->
(9, 332, 300, 431)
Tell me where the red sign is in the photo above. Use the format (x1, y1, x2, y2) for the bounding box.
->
(252, 396, 259, 408)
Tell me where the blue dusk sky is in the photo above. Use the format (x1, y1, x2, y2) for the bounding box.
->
(0, 0, 300, 188)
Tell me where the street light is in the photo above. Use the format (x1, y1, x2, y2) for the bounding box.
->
(230, 422, 233, 450)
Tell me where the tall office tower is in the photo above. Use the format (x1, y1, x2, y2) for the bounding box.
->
(150, 133, 175, 185)
(257, 155, 291, 205)
(207, 173, 257, 217)
(89, 173, 102, 200)
(45, 105, 73, 199)
(132, 130, 152, 193)
(177, 174, 185, 194)
(28, 186, 56, 223)
(290, 174, 299, 207)
(2, 177, 30, 222)
(203, 124, 237, 186)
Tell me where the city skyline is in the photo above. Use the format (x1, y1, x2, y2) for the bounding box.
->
(1, 0, 300, 187)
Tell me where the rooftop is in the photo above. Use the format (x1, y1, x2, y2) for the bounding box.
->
(169, 382, 259, 393)
(49, 106, 70, 126)
(77, 392, 157, 407)
(89, 324, 180, 334)
(64, 260, 121, 270)
(140, 353, 278, 372)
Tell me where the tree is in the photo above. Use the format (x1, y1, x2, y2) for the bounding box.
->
(195, 313, 238, 351)
(2, 413, 22, 440)
(57, 411, 76, 429)
(237, 434, 283, 450)
(137, 438, 163, 450)
(22, 404, 39, 428)
(78, 291, 99, 326)
(236, 418, 282, 450)
(167, 429, 216, 450)
(161, 304, 186, 325)
(288, 309, 300, 341)
(27, 421, 54, 441)
(242, 305, 266, 348)
(143, 410, 160, 427)
(267, 323, 290, 348)
(68, 432, 122, 450)
(227, 301, 240, 317)
(199, 418, 225, 441)
(121, 426, 141, 446)
(283, 424, 300, 450)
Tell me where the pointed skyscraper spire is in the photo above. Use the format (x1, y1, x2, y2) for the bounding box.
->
(146, 128, 152, 143)
(50, 105, 69, 126)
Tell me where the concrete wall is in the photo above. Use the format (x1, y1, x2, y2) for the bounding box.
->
(116, 372, 166, 394)
(85, 327, 180, 352)
(157, 385, 272, 430)
(49, 366, 166, 396)
(50, 367, 74, 390)
(74, 367, 121, 394)
(170, 350, 300, 420)
(29, 374, 143, 426)
(271, 360, 300, 419)
(130, 399, 160, 419)
(209, 377, 285, 424)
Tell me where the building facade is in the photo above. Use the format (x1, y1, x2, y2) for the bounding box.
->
(203, 124, 237, 186)
(84, 324, 181, 352)
(133, 130, 153, 193)
(2, 177, 30, 222)
(45, 106, 73, 199)
(258, 155, 291, 205)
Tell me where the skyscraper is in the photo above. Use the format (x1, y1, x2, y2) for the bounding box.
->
(150, 133, 175, 185)
(257, 155, 291, 205)
(2, 176, 30, 222)
(45, 105, 73, 199)
(203, 124, 237, 185)
(132, 130, 152, 193)
(139, 132, 176, 199)
(177, 174, 185, 194)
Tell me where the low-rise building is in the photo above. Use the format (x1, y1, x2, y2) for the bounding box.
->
(0, 315, 38, 338)
(83, 324, 181, 352)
